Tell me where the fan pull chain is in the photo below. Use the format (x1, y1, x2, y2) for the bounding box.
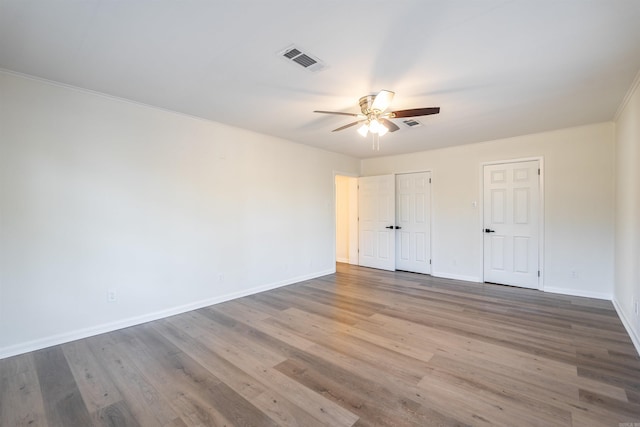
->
(371, 133, 380, 150)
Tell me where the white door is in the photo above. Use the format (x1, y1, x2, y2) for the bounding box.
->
(358, 175, 395, 271)
(396, 172, 431, 274)
(483, 160, 540, 289)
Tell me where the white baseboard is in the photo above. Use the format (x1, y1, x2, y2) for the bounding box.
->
(0, 268, 335, 360)
(543, 286, 612, 300)
(613, 299, 640, 356)
(336, 257, 350, 264)
(431, 271, 482, 283)
(429, 274, 614, 302)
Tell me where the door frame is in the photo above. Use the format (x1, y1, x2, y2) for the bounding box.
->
(333, 171, 359, 269)
(480, 157, 545, 290)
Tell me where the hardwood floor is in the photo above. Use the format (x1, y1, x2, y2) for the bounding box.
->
(2, 263, 640, 426)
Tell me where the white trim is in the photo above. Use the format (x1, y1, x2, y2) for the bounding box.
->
(432, 271, 482, 283)
(614, 68, 640, 121)
(539, 158, 545, 290)
(613, 299, 640, 356)
(481, 156, 545, 166)
(0, 269, 334, 360)
(336, 257, 350, 263)
(389, 168, 432, 175)
(347, 176, 359, 265)
(480, 157, 545, 290)
(543, 286, 611, 301)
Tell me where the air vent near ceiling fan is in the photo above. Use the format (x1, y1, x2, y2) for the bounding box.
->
(402, 118, 423, 128)
(279, 45, 326, 72)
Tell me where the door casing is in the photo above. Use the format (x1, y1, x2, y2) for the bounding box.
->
(480, 157, 544, 290)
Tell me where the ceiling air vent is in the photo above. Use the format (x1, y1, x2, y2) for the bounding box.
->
(279, 45, 326, 72)
(402, 118, 423, 128)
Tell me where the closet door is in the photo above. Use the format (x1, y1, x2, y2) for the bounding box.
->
(396, 172, 431, 274)
(358, 175, 395, 271)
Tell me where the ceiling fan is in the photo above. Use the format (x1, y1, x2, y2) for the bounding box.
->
(314, 90, 440, 149)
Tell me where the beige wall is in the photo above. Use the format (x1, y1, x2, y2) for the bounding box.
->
(0, 72, 360, 357)
(614, 74, 640, 351)
(362, 122, 615, 298)
(2, 66, 634, 357)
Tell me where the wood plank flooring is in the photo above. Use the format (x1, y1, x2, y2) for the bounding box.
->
(2, 263, 640, 426)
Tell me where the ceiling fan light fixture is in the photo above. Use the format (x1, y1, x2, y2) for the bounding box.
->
(368, 118, 381, 134)
(313, 89, 440, 149)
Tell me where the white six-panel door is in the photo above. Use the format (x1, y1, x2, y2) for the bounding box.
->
(396, 172, 431, 274)
(483, 160, 540, 289)
(358, 175, 396, 271)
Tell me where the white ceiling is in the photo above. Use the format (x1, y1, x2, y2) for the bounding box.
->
(1, 1, 639, 159)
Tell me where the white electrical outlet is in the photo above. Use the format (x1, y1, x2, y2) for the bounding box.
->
(570, 270, 578, 279)
(107, 289, 117, 303)
(218, 274, 224, 282)
(634, 298, 639, 316)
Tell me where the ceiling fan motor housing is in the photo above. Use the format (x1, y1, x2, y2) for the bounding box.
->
(359, 95, 377, 114)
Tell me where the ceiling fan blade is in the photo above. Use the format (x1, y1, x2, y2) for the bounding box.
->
(371, 90, 395, 112)
(332, 121, 363, 132)
(314, 110, 361, 117)
(391, 107, 440, 118)
(379, 118, 400, 132)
